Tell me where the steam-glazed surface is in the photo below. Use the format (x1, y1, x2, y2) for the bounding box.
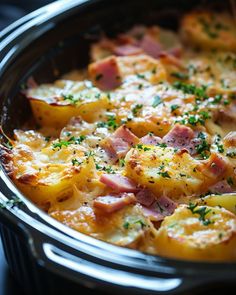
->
(1, 10, 236, 261)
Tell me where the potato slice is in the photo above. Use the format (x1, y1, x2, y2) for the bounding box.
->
(27, 80, 112, 128)
(124, 145, 205, 199)
(11, 137, 100, 209)
(51, 204, 151, 247)
(199, 194, 236, 215)
(180, 11, 236, 52)
(155, 204, 236, 261)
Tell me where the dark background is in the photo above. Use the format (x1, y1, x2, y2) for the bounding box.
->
(0, 0, 53, 30)
(0, 2, 55, 294)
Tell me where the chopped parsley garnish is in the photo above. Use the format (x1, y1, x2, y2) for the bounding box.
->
(213, 94, 222, 104)
(52, 140, 71, 149)
(136, 73, 145, 79)
(170, 104, 180, 112)
(195, 132, 210, 159)
(136, 144, 151, 151)
(217, 144, 224, 153)
(72, 158, 82, 166)
(52, 135, 86, 149)
(213, 134, 224, 153)
(152, 95, 162, 108)
(107, 115, 119, 130)
(85, 150, 95, 158)
(171, 72, 189, 80)
(123, 218, 146, 229)
(173, 81, 208, 99)
(97, 122, 107, 128)
(187, 115, 204, 126)
(223, 100, 230, 105)
(199, 111, 211, 120)
(62, 94, 78, 104)
(119, 159, 125, 167)
(158, 143, 167, 148)
(132, 104, 143, 116)
(158, 171, 171, 178)
(187, 202, 213, 226)
(97, 115, 119, 130)
(96, 164, 116, 174)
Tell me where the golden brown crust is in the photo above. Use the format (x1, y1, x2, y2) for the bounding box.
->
(0, 145, 14, 177)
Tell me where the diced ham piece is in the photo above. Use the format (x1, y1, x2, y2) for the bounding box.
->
(104, 137, 130, 159)
(142, 195, 177, 221)
(140, 34, 162, 58)
(89, 56, 122, 90)
(135, 189, 156, 207)
(100, 174, 138, 193)
(209, 180, 233, 194)
(113, 44, 143, 56)
(113, 125, 139, 146)
(102, 125, 139, 159)
(94, 193, 136, 213)
(200, 153, 228, 179)
(162, 124, 196, 154)
(141, 134, 162, 145)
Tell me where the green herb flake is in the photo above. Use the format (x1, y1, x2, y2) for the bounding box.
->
(152, 95, 162, 108)
(52, 135, 86, 149)
(170, 104, 180, 112)
(171, 72, 189, 80)
(158, 171, 171, 178)
(72, 158, 82, 166)
(187, 202, 213, 226)
(123, 218, 146, 229)
(136, 144, 151, 151)
(119, 159, 125, 167)
(136, 73, 145, 79)
(62, 94, 78, 104)
(132, 104, 143, 116)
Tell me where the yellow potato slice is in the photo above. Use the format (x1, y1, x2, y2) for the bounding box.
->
(199, 194, 236, 215)
(51, 204, 151, 247)
(27, 80, 112, 128)
(180, 11, 236, 52)
(10, 136, 99, 209)
(155, 204, 236, 261)
(124, 145, 205, 199)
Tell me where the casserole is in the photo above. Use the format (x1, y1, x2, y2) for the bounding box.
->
(0, 0, 236, 294)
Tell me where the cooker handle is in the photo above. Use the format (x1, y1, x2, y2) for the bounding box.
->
(29, 233, 221, 294)
(0, 198, 230, 295)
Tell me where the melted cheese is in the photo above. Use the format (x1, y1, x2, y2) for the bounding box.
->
(2, 10, 236, 261)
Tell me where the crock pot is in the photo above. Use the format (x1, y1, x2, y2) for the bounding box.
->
(0, 0, 235, 294)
